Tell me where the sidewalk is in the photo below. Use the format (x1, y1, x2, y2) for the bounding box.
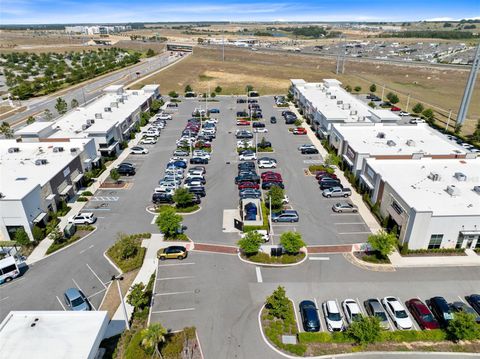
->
(26, 131, 145, 265)
(289, 105, 381, 234)
(389, 249, 480, 268)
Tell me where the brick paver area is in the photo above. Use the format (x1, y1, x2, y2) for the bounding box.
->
(193, 243, 239, 254)
(307, 244, 353, 254)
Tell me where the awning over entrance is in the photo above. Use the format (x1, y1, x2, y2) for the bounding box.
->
(460, 230, 480, 236)
(360, 174, 374, 189)
(33, 212, 47, 223)
(46, 194, 56, 201)
(342, 154, 354, 167)
(72, 173, 84, 183)
(59, 185, 73, 196)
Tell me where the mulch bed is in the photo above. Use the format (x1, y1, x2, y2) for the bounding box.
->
(100, 181, 128, 189)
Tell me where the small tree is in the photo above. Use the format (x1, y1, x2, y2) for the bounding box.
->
(43, 109, 53, 121)
(32, 225, 44, 242)
(280, 231, 305, 254)
(386, 92, 399, 104)
(150, 99, 163, 113)
(245, 84, 254, 93)
(184, 84, 193, 93)
(238, 231, 263, 256)
(26, 116, 36, 125)
(345, 85, 352, 92)
(367, 230, 397, 258)
(146, 48, 155, 57)
(48, 226, 64, 244)
(325, 153, 341, 167)
(369, 84, 377, 93)
(173, 187, 194, 208)
(110, 169, 120, 183)
(141, 323, 167, 357)
(70, 98, 79, 109)
(265, 286, 291, 320)
(346, 316, 382, 344)
(119, 236, 138, 259)
(447, 312, 480, 341)
(156, 206, 182, 238)
(354, 86, 362, 92)
(412, 103, 424, 114)
(168, 91, 179, 98)
(14, 228, 30, 245)
(0, 121, 13, 138)
(368, 101, 376, 108)
(127, 283, 149, 309)
(210, 92, 216, 98)
(55, 97, 68, 115)
(214, 86, 222, 93)
(454, 124, 462, 135)
(422, 108, 434, 122)
(473, 120, 480, 142)
(267, 185, 285, 210)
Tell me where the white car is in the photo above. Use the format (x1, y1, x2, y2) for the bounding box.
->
(258, 159, 277, 169)
(68, 212, 97, 225)
(398, 111, 410, 116)
(188, 168, 205, 176)
(157, 183, 177, 191)
(254, 128, 269, 133)
(241, 230, 269, 242)
(186, 171, 205, 179)
(409, 118, 426, 124)
(381, 296, 413, 330)
(298, 144, 316, 151)
(323, 301, 344, 332)
(205, 118, 218, 124)
(130, 146, 149, 155)
(239, 152, 257, 161)
(140, 137, 157, 145)
(237, 140, 253, 149)
(156, 113, 172, 121)
(183, 181, 203, 189)
(154, 187, 174, 195)
(165, 168, 184, 176)
(282, 195, 290, 204)
(145, 130, 160, 137)
(192, 151, 211, 159)
(342, 299, 362, 325)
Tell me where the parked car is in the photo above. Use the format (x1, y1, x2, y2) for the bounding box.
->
(68, 212, 97, 225)
(382, 296, 413, 330)
(323, 300, 344, 332)
(236, 130, 253, 139)
(237, 120, 251, 126)
(270, 116, 277, 124)
(152, 192, 174, 204)
(261, 171, 282, 180)
(131, 146, 149, 155)
(140, 137, 157, 145)
(428, 296, 454, 328)
(235, 173, 260, 184)
(237, 98, 246, 103)
(293, 127, 307, 135)
(466, 294, 480, 315)
(238, 161, 256, 170)
(258, 159, 277, 169)
(342, 299, 362, 325)
(238, 181, 260, 190)
(409, 118, 426, 124)
(319, 178, 342, 190)
(188, 186, 206, 197)
(254, 128, 268, 133)
(398, 111, 410, 116)
(271, 210, 299, 223)
(364, 298, 390, 329)
(315, 171, 337, 180)
(262, 181, 284, 190)
(185, 176, 206, 185)
(64, 288, 90, 311)
(298, 144, 316, 151)
(449, 301, 480, 323)
(239, 152, 257, 161)
(300, 300, 321, 332)
(322, 187, 352, 198)
(332, 202, 358, 213)
(209, 108, 220, 114)
(391, 106, 401, 112)
(301, 147, 319, 154)
(117, 165, 136, 176)
(239, 189, 262, 199)
(190, 157, 209, 164)
(173, 149, 189, 157)
(406, 298, 440, 330)
(157, 246, 188, 260)
(240, 229, 269, 243)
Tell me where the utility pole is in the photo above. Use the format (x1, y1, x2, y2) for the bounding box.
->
(457, 43, 480, 126)
(405, 93, 411, 112)
(381, 84, 386, 102)
(445, 109, 453, 132)
(222, 32, 225, 61)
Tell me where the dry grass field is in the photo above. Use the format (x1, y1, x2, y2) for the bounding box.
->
(132, 47, 479, 133)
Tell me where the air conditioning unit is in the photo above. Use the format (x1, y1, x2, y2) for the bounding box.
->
(70, 148, 78, 153)
(428, 172, 441, 181)
(446, 185, 460, 196)
(406, 139, 415, 147)
(473, 186, 480, 194)
(454, 172, 467, 181)
(82, 124, 90, 130)
(350, 110, 358, 115)
(110, 102, 119, 108)
(377, 132, 386, 139)
(35, 159, 48, 165)
(104, 107, 112, 112)
(330, 95, 336, 99)
(94, 113, 103, 119)
(387, 140, 396, 147)
(336, 100, 343, 105)
(132, 91, 139, 96)
(53, 147, 64, 153)
(8, 147, 20, 153)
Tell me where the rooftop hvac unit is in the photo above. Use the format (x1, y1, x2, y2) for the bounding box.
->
(428, 172, 441, 181)
(454, 172, 467, 181)
(104, 107, 112, 112)
(70, 148, 78, 153)
(110, 102, 119, 108)
(53, 147, 64, 153)
(387, 140, 396, 147)
(377, 132, 386, 139)
(473, 186, 480, 194)
(330, 95, 336, 99)
(35, 159, 48, 166)
(326, 92, 331, 96)
(350, 110, 358, 115)
(86, 119, 95, 125)
(446, 185, 460, 196)
(81, 124, 90, 130)
(8, 147, 20, 153)
(118, 98, 124, 103)
(94, 113, 103, 119)
(337, 100, 343, 105)
(132, 91, 139, 96)
(406, 139, 416, 147)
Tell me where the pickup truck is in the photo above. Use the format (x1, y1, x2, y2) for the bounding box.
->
(322, 186, 352, 198)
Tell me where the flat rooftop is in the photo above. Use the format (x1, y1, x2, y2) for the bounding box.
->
(367, 158, 480, 216)
(0, 139, 93, 200)
(333, 123, 467, 156)
(0, 311, 108, 359)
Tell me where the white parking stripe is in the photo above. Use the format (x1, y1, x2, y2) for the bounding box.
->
(398, 296, 419, 331)
(309, 257, 330, 261)
(0, 297, 9, 302)
(458, 296, 466, 303)
(86, 263, 107, 289)
(87, 288, 107, 299)
(156, 276, 194, 281)
(255, 266, 263, 283)
(56, 296, 66, 311)
(379, 297, 396, 331)
(314, 297, 322, 331)
(152, 308, 195, 314)
(151, 215, 158, 224)
(158, 262, 195, 267)
(291, 299, 302, 333)
(155, 291, 194, 296)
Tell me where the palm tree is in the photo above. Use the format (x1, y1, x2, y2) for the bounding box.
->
(141, 323, 167, 358)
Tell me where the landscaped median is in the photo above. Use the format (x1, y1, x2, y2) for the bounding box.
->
(260, 287, 480, 357)
(46, 224, 96, 255)
(106, 233, 151, 272)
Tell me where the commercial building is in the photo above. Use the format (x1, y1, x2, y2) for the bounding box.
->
(0, 311, 109, 359)
(329, 123, 471, 178)
(65, 25, 131, 34)
(290, 79, 399, 137)
(16, 85, 160, 157)
(0, 138, 97, 241)
(362, 158, 480, 250)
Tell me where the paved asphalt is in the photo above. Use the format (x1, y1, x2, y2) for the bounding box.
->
(1, 96, 479, 359)
(4, 51, 181, 127)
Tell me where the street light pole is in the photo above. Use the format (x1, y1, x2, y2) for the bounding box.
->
(381, 84, 385, 102)
(269, 196, 273, 245)
(406, 93, 411, 112)
(445, 109, 453, 132)
(111, 275, 130, 331)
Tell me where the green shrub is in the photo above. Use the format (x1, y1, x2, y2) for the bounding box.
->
(447, 312, 480, 341)
(280, 231, 305, 254)
(77, 196, 88, 202)
(308, 165, 334, 174)
(238, 231, 263, 255)
(77, 225, 95, 231)
(124, 331, 149, 359)
(360, 252, 391, 264)
(380, 329, 446, 342)
(46, 235, 80, 254)
(346, 315, 382, 344)
(247, 252, 305, 264)
(81, 191, 93, 196)
(405, 248, 465, 255)
(32, 225, 45, 242)
(106, 234, 146, 272)
(14, 228, 30, 245)
(175, 204, 200, 213)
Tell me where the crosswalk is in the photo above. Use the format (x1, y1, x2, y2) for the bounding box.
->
(89, 196, 119, 202)
(303, 159, 323, 164)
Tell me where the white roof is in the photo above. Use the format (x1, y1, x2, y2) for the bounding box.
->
(367, 158, 480, 216)
(15, 121, 53, 136)
(0, 311, 108, 359)
(333, 123, 467, 156)
(0, 139, 93, 200)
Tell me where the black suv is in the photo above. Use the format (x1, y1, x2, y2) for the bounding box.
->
(238, 162, 256, 170)
(466, 294, 480, 315)
(117, 165, 136, 176)
(152, 192, 173, 204)
(252, 122, 265, 128)
(236, 131, 253, 139)
(299, 300, 320, 332)
(257, 141, 272, 149)
(270, 116, 277, 124)
(235, 173, 260, 184)
(188, 186, 206, 197)
(301, 147, 319, 154)
(190, 157, 208, 164)
(428, 296, 454, 327)
(319, 178, 341, 190)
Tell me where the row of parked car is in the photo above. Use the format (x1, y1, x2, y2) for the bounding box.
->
(300, 294, 480, 333)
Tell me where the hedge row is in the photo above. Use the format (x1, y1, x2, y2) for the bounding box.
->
(247, 252, 305, 264)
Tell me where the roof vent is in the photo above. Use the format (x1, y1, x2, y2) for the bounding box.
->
(428, 172, 441, 181)
(70, 148, 78, 153)
(446, 185, 460, 196)
(104, 107, 112, 112)
(86, 119, 95, 125)
(377, 132, 386, 139)
(330, 95, 336, 99)
(35, 159, 48, 166)
(387, 140, 396, 147)
(110, 102, 119, 108)
(81, 124, 90, 130)
(8, 147, 20, 153)
(454, 172, 467, 181)
(473, 186, 480, 194)
(53, 147, 64, 153)
(350, 110, 358, 115)
(406, 139, 416, 146)
(94, 113, 103, 119)
(336, 100, 343, 105)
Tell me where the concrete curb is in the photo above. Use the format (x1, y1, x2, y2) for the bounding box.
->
(103, 249, 123, 275)
(145, 205, 203, 216)
(237, 248, 308, 267)
(343, 252, 396, 272)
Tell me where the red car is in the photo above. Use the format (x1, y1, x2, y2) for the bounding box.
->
(238, 181, 259, 190)
(195, 141, 211, 148)
(262, 176, 283, 183)
(405, 298, 440, 330)
(315, 172, 337, 180)
(391, 106, 401, 112)
(261, 171, 282, 180)
(237, 120, 251, 126)
(293, 127, 307, 135)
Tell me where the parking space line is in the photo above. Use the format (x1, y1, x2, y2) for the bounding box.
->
(72, 278, 84, 293)
(158, 262, 195, 267)
(156, 276, 195, 281)
(291, 299, 302, 333)
(87, 288, 107, 300)
(79, 245, 94, 254)
(398, 296, 419, 331)
(314, 297, 322, 331)
(0, 297, 9, 302)
(335, 298, 346, 330)
(255, 266, 263, 283)
(338, 231, 371, 235)
(155, 291, 194, 296)
(356, 298, 367, 316)
(151, 308, 195, 314)
(86, 263, 107, 289)
(56, 296, 66, 311)
(457, 296, 466, 303)
(309, 257, 330, 261)
(151, 215, 158, 224)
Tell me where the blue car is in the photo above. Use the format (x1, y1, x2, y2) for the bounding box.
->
(209, 108, 220, 114)
(64, 288, 90, 311)
(167, 161, 187, 169)
(299, 300, 320, 332)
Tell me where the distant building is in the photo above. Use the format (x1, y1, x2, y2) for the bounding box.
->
(0, 311, 109, 359)
(0, 138, 97, 241)
(65, 25, 131, 35)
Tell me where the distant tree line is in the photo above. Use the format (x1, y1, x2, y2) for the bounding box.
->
(379, 30, 476, 39)
(282, 26, 327, 38)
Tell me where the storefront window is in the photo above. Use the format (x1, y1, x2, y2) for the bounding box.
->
(428, 234, 443, 249)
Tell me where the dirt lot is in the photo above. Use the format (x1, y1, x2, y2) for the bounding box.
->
(99, 269, 139, 318)
(132, 47, 479, 134)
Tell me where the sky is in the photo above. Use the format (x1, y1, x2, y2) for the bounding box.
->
(0, 0, 479, 24)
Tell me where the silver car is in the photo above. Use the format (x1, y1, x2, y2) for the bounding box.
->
(332, 202, 358, 213)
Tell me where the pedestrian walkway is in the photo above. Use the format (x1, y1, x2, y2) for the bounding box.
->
(307, 244, 353, 254)
(192, 243, 238, 254)
(389, 249, 480, 268)
(27, 131, 145, 265)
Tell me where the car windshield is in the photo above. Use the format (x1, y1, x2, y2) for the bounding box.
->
(376, 312, 388, 321)
(396, 310, 408, 319)
(443, 312, 454, 320)
(328, 312, 341, 321)
(71, 297, 84, 307)
(422, 313, 435, 322)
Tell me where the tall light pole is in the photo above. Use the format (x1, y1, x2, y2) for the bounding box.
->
(111, 275, 130, 331)
(269, 195, 273, 245)
(457, 43, 480, 126)
(405, 93, 411, 112)
(381, 84, 385, 102)
(445, 109, 453, 132)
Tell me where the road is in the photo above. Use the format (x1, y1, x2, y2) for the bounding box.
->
(3, 51, 184, 128)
